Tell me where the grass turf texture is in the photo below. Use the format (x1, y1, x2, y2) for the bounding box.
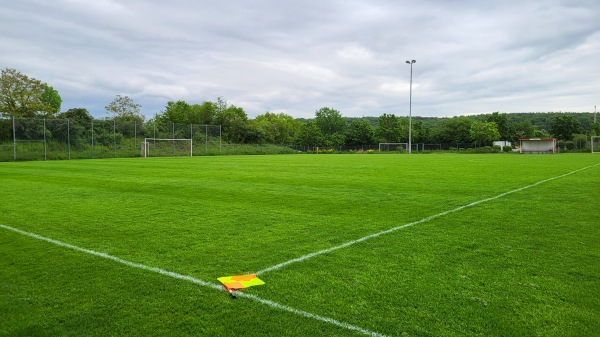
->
(1, 154, 599, 336)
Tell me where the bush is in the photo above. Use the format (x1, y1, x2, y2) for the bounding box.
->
(502, 145, 513, 152)
(475, 146, 493, 153)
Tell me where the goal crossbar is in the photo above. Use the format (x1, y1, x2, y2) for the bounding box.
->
(379, 143, 408, 153)
(142, 138, 193, 158)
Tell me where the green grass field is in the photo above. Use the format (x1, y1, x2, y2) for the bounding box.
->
(1, 153, 599, 336)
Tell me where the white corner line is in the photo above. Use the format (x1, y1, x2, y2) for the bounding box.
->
(0, 224, 388, 337)
(254, 163, 600, 275)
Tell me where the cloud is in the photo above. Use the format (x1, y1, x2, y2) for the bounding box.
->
(1, 0, 599, 119)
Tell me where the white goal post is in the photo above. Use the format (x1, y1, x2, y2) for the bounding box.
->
(592, 136, 600, 154)
(142, 138, 193, 158)
(379, 143, 408, 153)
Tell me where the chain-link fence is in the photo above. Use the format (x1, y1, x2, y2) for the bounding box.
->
(0, 117, 221, 161)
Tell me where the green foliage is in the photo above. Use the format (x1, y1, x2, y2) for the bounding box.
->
(155, 100, 217, 125)
(0, 68, 57, 117)
(375, 113, 401, 142)
(40, 85, 62, 115)
(534, 129, 550, 138)
(486, 112, 513, 140)
(105, 95, 144, 122)
(220, 144, 298, 155)
(252, 112, 301, 144)
(213, 102, 249, 143)
(550, 114, 580, 141)
(502, 145, 513, 152)
(470, 121, 501, 145)
(296, 120, 323, 146)
(512, 119, 535, 141)
(589, 122, 600, 136)
(345, 118, 375, 146)
(58, 108, 93, 123)
(315, 107, 345, 136)
(571, 134, 588, 150)
(432, 116, 472, 143)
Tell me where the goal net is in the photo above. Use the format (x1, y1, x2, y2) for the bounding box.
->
(142, 138, 192, 158)
(592, 136, 600, 154)
(379, 143, 408, 153)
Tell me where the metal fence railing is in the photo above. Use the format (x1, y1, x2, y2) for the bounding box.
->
(0, 117, 221, 161)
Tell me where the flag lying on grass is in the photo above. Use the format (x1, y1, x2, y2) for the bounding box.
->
(217, 274, 265, 297)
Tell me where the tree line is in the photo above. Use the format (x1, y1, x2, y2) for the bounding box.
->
(2, 68, 599, 148)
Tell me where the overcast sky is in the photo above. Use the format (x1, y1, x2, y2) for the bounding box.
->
(2, 0, 599, 119)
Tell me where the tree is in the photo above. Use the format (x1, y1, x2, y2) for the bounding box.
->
(591, 122, 600, 137)
(315, 107, 346, 136)
(194, 101, 218, 125)
(155, 100, 191, 125)
(58, 108, 93, 123)
(397, 118, 425, 143)
(470, 121, 500, 146)
(375, 113, 401, 142)
(214, 104, 249, 143)
(57, 108, 93, 146)
(550, 114, 580, 141)
(345, 118, 375, 146)
(0, 68, 57, 117)
(512, 119, 535, 142)
(486, 112, 513, 140)
(40, 85, 62, 115)
(431, 117, 472, 144)
(155, 100, 218, 125)
(253, 112, 301, 144)
(314, 107, 346, 148)
(297, 120, 323, 147)
(105, 95, 144, 121)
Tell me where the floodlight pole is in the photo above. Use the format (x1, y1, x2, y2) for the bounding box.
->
(406, 60, 416, 154)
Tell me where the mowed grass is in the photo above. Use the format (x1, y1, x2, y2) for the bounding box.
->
(1, 153, 599, 336)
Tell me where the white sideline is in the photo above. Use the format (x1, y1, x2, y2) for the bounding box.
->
(0, 224, 388, 337)
(255, 163, 600, 275)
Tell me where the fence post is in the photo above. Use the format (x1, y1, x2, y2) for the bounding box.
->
(43, 118, 47, 160)
(113, 119, 117, 158)
(67, 119, 71, 160)
(134, 121, 137, 152)
(12, 116, 16, 161)
(91, 120, 94, 159)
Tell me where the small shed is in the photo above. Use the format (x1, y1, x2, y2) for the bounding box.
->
(493, 141, 512, 148)
(519, 138, 556, 154)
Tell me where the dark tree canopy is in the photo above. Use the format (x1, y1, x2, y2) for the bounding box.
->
(315, 107, 346, 136)
(550, 115, 580, 141)
(346, 118, 375, 146)
(375, 113, 402, 142)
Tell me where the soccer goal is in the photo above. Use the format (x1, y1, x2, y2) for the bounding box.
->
(592, 136, 600, 153)
(379, 143, 408, 153)
(142, 138, 192, 158)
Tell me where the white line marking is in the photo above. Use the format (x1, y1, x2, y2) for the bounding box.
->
(255, 163, 600, 275)
(0, 224, 388, 337)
